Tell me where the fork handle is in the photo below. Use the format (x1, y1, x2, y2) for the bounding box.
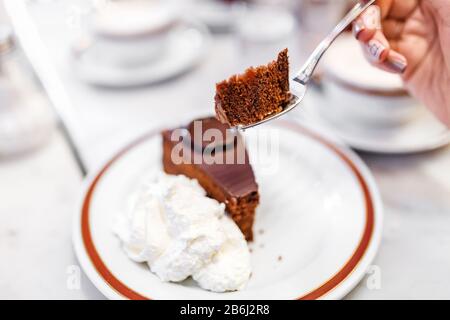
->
(293, 0, 375, 85)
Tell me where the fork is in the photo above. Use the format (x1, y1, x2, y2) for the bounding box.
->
(240, 0, 376, 130)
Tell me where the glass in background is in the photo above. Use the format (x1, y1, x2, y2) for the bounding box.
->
(0, 2, 5, 23)
(189, 0, 247, 33)
(235, 0, 299, 71)
(294, 0, 350, 61)
(0, 26, 55, 157)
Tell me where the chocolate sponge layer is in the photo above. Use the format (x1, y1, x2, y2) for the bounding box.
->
(161, 117, 259, 240)
(215, 49, 290, 127)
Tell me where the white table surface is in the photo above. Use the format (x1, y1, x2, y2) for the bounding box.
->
(1, 1, 450, 300)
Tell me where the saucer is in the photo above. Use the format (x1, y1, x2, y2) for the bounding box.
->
(73, 120, 382, 300)
(69, 19, 210, 87)
(298, 92, 450, 154)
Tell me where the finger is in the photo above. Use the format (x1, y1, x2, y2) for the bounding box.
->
(382, 19, 405, 40)
(353, 17, 376, 42)
(388, 39, 400, 52)
(386, 0, 418, 20)
(376, 0, 394, 19)
(356, 1, 409, 74)
(362, 41, 408, 74)
(388, 36, 424, 78)
(362, 30, 390, 64)
(382, 50, 408, 74)
(360, 25, 408, 75)
(353, 5, 381, 42)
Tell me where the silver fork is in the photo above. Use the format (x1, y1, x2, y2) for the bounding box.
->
(240, 0, 376, 130)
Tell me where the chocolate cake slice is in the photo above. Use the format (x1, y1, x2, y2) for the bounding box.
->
(162, 117, 259, 240)
(215, 49, 290, 127)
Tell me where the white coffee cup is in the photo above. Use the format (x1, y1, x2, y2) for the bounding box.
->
(319, 34, 420, 127)
(91, 0, 179, 68)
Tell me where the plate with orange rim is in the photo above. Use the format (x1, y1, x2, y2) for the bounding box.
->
(72, 119, 383, 300)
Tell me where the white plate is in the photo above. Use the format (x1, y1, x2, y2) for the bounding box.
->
(69, 19, 210, 87)
(73, 120, 383, 300)
(300, 92, 450, 154)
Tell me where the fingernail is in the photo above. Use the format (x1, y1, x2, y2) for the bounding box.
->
(363, 5, 381, 30)
(367, 39, 387, 62)
(385, 52, 408, 73)
(353, 20, 365, 39)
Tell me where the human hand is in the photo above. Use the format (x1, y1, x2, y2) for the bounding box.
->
(353, 0, 450, 126)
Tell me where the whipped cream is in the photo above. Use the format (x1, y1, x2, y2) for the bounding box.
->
(113, 172, 251, 292)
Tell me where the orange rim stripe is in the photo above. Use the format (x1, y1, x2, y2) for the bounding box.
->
(81, 123, 375, 300)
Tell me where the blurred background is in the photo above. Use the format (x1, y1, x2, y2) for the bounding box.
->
(1, 0, 450, 299)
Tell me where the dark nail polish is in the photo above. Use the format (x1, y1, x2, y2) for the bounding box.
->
(386, 54, 408, 73)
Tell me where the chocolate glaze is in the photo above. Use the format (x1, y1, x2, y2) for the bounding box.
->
(186, 116, 236, 151)
(162, 117, 258, 198)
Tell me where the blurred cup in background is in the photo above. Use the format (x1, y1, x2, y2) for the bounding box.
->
(320, 35, 421, 128)
(87, 0, 180, 68)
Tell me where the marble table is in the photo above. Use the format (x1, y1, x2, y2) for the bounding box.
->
(1, 1, 450, 299)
